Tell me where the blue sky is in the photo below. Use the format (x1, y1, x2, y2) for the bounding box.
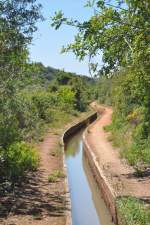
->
(29, 0, 94, 75)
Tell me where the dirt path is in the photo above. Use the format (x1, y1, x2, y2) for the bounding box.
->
(0, 131, 67, 225)
(87, 103, 150, 201)
(0, 111, 93, 225)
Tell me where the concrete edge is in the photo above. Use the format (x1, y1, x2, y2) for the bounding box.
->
(82, 112, 119, 225)
(60, 112, 98, 225)
(62, 148, 72, 225)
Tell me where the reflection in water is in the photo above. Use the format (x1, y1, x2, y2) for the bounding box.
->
(83, 154, 114, 225)
(65, 130, 114, 225)
(65, 136, 81, 158)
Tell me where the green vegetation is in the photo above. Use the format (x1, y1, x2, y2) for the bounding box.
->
(48, 175, 57, 183)
(4, 142, 39, 183)
(100, 73, 150, 170)
(1, 0, 150, 222)
(52, 1, 150, 222)
(0, 0, 42, 186)
(48, 170, 65, 183)
(52, 0, 150, 170)
(0, 0, 95, 188)
(117, 197, 150, 225)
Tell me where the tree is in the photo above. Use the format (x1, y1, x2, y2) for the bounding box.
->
(52, 0, 150, 120)
(0, 0, 42, 146)
(0, 0, 42, 95)
(52, 0, 150, 75)
(0, 1, 42, 182)
(52, 1, 150, 167)
(57, 86, 75, 112)
(69, 76, 89, 111)
(56, 70, 72, 85)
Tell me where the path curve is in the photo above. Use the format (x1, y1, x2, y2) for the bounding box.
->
(86, 103, 150, 200)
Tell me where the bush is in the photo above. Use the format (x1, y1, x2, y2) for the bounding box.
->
(101, 72, 150, 167)
(31, 90, 57, 121)
(121, 144, 140, 166)
(57, 86, 75, 112)
(6, 142, 39, 182)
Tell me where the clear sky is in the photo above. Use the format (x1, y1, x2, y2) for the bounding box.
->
(29, 0, 94, 76)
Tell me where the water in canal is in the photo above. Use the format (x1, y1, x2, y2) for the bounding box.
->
(65, 130, 114, 225)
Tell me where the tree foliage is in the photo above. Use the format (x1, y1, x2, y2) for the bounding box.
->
(0, 0, 94, 185)
(0, 0, 43, 184)
(52, 0, 150, 74)
(52, 1, 150, 168)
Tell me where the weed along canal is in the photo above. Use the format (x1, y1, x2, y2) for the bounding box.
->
(65, 129, 114, 225)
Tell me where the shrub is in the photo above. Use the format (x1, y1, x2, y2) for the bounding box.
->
(121, 143, 141, 166)
(121, 140, 150, 169)
(6, 142, 39, 182)
(31, 90, 57, 121)
(57, 86, 75, 112)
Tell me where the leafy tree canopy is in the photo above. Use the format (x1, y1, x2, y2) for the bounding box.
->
(0, 0, 43, 95)
(52, 0, 150, 75)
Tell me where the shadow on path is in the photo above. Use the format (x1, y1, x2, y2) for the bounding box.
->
(122, 167, 150, 181)
(0, 170, 68, 222)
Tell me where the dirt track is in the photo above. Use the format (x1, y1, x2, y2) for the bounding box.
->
(0, 131, 66, 225)
(87, 103, 150, 201)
